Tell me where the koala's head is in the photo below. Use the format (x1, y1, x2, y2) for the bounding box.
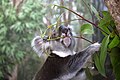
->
(31, 26, 75, 57)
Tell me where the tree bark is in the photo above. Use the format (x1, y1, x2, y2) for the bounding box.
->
(104, 0, 120, 35)
(11, 0, 24, 13)
(9, 64, 18, 80)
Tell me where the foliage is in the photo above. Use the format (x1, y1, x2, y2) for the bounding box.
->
(0, 0, 45, 79)
(94, 35, 109, 76)
(80, 23, 94, 35)
(94, 11, 120, 79)
(77, 3, 120, 79)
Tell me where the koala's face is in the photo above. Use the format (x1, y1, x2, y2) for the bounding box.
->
(31, 26, 76, 57)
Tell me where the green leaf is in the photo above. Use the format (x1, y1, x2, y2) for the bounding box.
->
(0, 71, 3, 78)
(110, 31, 116, 38)
(18, 12, 26, 20)
(90, 5, 100, 20)
(96, 35, 109, 76)
(0, 13, 4, 23)
(99, 25, 110, 36)
(110, 47, 120, 80)
(109, 35, 120, 49)
(98, 11, 113, 36)
(1, 45, 6, 52)
(80, 23, 94, 34)
(94, 35, 109, 77)
(100, 35, 109, 67)
(94, 53, 105, 76)
(98, 21, 110, 36)
(0, 24, 7, 35)
(90, 5, 98, 15)
(102, 11, 111, 18)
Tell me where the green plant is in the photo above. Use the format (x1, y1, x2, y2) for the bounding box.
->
(0, 0, 45, 79)
(94, 11, 120, 79)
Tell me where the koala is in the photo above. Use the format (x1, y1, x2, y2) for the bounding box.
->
(31, 25, 100, 80)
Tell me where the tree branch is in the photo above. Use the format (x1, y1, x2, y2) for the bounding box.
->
(54, 5, 109, 35)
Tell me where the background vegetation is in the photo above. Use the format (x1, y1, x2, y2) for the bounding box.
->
(0, 0, 120, 80)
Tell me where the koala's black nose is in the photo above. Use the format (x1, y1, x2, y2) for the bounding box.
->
(59, 25, 68, 33)
(62, 28, 68, 34)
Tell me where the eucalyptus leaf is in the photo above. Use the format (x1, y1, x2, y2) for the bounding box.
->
(0, 13, 4, 23)
(90, 5, 98, 15)
(94, 35, 109, 77)
(80, 23, 94, 34)
(94, 53, 105, 76)
(100, 35, 109, 66)
(98, 24, 110, 36)
(98, 11, 113, 36)
(99, 35, 109, 76)
(0, 71, 3, 77)
(109, 35, 120, 49)
(90, 5, 100, 20)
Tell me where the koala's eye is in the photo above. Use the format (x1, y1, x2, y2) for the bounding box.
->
(52, 32, 58, 38)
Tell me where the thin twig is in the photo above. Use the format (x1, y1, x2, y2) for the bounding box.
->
(73, 36, 93, 44)
(47, 35, 93, 44)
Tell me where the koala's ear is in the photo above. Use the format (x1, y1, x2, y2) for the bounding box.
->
(31, 36, 43, 57)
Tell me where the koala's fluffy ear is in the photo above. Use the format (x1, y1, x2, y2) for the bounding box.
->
(31, 36, 43, 57)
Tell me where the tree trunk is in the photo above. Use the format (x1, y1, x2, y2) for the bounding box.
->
(9, 64, 18, 80)
(104, 0, 120, 35)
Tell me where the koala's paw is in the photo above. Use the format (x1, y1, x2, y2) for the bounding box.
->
(90, 42, 100, 52)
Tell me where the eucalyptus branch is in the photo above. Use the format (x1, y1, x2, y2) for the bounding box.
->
(54, 5, 109, 35)
(73, 36, 93, 44)
(47, 35, 93, 44)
